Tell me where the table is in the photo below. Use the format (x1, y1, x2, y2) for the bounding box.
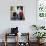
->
(4, 33, 18, 46)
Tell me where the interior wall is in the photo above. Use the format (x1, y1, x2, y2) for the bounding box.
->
(0, 0, 36, 42)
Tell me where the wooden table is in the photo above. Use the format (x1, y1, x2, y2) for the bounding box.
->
(4, 33, 18, 46)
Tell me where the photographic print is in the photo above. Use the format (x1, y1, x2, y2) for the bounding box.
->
(10, 6, 25, 20)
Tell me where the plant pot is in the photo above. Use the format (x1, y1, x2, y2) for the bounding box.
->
(37, 39, 40, 46)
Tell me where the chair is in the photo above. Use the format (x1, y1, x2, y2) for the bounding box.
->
(4, 27, 19, 46)
(18, 33, 30, 46)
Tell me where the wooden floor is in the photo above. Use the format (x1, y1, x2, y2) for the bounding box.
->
(0, 42, 46, 46)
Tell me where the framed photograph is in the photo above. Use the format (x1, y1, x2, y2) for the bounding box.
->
(10, 6, 25, 20)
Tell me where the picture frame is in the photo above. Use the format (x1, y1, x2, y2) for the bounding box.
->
(10, 6, 25, 20)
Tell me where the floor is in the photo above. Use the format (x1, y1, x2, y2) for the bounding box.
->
(0, 42, 46, 46)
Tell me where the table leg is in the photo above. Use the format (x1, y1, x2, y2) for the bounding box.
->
(4, 34, 7, 46)
(16, 34, 18, 46)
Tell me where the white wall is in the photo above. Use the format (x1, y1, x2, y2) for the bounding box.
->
(0, 0, 37, 42)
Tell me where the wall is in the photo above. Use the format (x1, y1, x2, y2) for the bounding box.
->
(0, 0, 36, 42)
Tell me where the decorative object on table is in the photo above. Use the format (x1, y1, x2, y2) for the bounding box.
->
(10, 6, 25, 20)
(11, 27, 18, 34)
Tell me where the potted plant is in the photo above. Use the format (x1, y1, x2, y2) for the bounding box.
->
(33, 32, 46, 43)
(32, 25, 39, 30)
(40, 26, 45, 29)
(32, 24, 45, 30)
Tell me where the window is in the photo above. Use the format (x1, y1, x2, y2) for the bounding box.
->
(37, 0, 46, 18)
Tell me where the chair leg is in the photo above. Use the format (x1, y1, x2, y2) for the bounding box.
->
(5, 41, 7, 46)
(4, 33, 7, 46)
(16, 35, 18, 46)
